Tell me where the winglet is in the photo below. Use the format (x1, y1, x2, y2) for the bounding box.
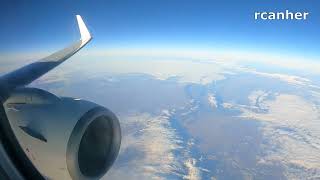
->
(76, 15, 92, 44)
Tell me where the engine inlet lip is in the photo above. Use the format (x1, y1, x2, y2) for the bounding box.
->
(66, 106, 121, 180)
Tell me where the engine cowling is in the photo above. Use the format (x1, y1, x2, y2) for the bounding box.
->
(3, 87, 121, 180)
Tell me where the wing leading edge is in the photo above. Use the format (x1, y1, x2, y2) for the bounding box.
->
(0, 15, 92, 91)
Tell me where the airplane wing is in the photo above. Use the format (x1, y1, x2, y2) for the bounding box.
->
(0, 15, 93, 180)
(0, 15, 92, 92)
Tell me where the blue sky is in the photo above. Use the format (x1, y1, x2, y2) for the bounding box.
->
(1, 0, 320, 60)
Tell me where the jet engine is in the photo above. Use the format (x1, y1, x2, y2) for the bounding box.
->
(3, 87, 121, 180)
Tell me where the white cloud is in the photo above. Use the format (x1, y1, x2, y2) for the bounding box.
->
(248, 70, 312, 86)
(104, 110, 201, 180)
(208, 93, 218, 109)
(235, 92, 320, 178)
(183, 158, 201, 180)
(73, 58, 227, 85)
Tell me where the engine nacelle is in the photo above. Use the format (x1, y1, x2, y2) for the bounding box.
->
(3, 88, 121, 180)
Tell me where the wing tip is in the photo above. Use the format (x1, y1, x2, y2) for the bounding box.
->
(76, 15, 92, 43)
